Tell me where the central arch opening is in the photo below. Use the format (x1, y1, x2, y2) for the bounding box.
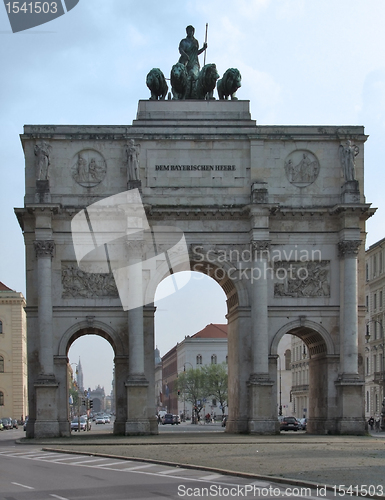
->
(154, 270, 230, 427)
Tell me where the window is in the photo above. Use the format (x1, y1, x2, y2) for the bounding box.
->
(380, 252, 383, 274)
(374, 293, 377, 310)
(284, 349, 291, 370)
(196, 354, 202, 365)
(373, 255, 377, 277)
(0, 320, 2, 334)
(0, 391, 3, 406)
(366, 295, 369, 311)
(211, 354, 217, 365)
(366, 391, 369, 413)
(366, 263, 369, 281)
(0, 356, 4, 373)
(366, 357, 370, 375)
(381, 291, 383, 309)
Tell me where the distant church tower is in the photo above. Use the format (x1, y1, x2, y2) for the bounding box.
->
(77, 357, 84, 392)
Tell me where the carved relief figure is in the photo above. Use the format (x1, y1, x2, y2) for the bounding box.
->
(178, 25, 207, 98)
(274, 261, 330, 298)
(34, 141, 52, 180)
(339, 140, 359, 182)
(62, 264, 118, 299)
(71, 150, 107, 188)
(284, 150, 320, 187)
(126, 139, 140, 181)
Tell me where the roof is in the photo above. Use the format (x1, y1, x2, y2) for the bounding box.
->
(0, 281, 14, 291)
(191, 323, 227, 339)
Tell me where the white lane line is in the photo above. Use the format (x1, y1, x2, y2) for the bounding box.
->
(50, 495, 70, 500)
(157, 468, 181, 475)
(95, 461, 131, 467)
(199, 473, 223, 480)
(122, 464, 158, 471)
(50, 456, 95, 462)
(69, 458, 111, 465)
(11, 482, 35, 490)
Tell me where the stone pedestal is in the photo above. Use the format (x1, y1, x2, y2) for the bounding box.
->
(247, 375, 278, 434)
(128, 179, 142, 192)
(125, 377, 151, 435)
(35, 180, 51, 203)
(341, 180, 359, 203)
(335, 376, 365, 434)
(34, 377, 60, 438)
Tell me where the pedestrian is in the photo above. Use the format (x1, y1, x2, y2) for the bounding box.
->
(375, 418, 381, 432)
(368, 416, 374, 431)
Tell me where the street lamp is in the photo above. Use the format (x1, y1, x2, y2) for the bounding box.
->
(277, 355, 282, 417)
(70, 362, 81, 432)
(365, 319, 385, 430)
(183, 362, 193, 422)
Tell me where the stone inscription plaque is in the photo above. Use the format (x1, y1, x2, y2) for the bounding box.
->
(147, 148, 246, 188)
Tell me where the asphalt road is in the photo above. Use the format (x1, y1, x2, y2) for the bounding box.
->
(0, 443, 359, 500)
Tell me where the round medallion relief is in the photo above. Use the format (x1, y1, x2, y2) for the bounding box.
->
(284, 150, 320, 188)
(71, 149, 106, 188)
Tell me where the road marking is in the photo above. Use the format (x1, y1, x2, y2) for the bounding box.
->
(199, 473, 223, 480)
(122, 464, 158, 471)
(11, 482, 35, 490)
(69, 458, 110, 465)
(50, 495, 70, 500)
(157, 469, 180, 475)
(95, 461, 131, 467)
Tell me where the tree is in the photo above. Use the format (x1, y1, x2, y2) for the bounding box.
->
(202, 362, 228, 416)
(175, 368, 208, 422)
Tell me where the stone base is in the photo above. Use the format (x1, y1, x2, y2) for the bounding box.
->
(35, 180, 51, 203)
(225, 417, 248, 433)
(341, 180, 360, 203)
(33, 375, 60, 438)
(334, 375, 365, 435)
(248, 419, 280, 434)
(125, 419, 151, 435)
(34, 420, 60, 438)
(127, 179, 142, 192)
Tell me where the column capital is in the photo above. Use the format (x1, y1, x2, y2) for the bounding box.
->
(338, 240, 361, 258)
(34, 240, 55, 258)
(252, 240, 270, 258)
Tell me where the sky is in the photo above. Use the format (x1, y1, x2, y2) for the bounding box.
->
(1, 0, 385, 392)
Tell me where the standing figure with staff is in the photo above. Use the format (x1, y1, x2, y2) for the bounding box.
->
(178, 25, 208, 98)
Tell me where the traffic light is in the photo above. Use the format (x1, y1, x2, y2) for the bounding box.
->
(89, 399, 93, 409)
(177, 390, 180, 396)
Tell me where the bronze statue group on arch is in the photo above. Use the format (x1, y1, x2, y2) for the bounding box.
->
(146, 25, 242, 101)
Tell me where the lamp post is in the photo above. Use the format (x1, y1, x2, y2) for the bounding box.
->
(365, 319, 385, 430)
(278, 355, 282, 417)
(183, 362, 193, 422)
(70, 362, 80, 432)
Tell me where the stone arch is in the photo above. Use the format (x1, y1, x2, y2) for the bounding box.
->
(270, 319, 336, 358)
(57, 320, 126, 357)
(144, 256, 248, 313)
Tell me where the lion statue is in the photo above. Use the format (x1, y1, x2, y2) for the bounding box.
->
(146, 68, 168, 100)
(170, 63, 189, 100)
(196, 63, 219, 100)
(217, 68, 242, 100)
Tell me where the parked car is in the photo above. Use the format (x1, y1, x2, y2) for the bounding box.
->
(12, 419, 18, 429)
(71, 417, 87, 431)
(280, 416, 300, 431)
(162, 413, 175, 425)
(95, 416, 106, 424)
(173, 415, 181, 425)
(1, 418, 12, 430)
(299, 418, 307, 430)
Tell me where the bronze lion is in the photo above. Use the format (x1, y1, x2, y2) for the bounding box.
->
(217, 68, 242, 100)
(170, 63, 189, 100)
(146, 68, 168, 100)
(196, 63, 219, 100)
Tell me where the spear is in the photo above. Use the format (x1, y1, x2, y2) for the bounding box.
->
(203, 23, 208, 66)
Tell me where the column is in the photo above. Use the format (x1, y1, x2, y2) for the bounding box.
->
(251, 240, 270, 375)
(34, 240, 55, 376)
(338, 240, 361, 375)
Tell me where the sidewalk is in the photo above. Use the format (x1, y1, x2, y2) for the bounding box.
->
(20, 430, 385, 494)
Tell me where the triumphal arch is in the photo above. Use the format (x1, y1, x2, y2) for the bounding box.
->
(16, 95, 374, 437)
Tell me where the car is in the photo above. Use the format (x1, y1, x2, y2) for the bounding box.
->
(95, 416, 106, 424)
(71, 417, 87, 431)
(103, 415, 111, 424)
(299, 418, 307, 430)
(280, 416, 300, 431)
(12, 419, 18, 429)
(162, 413, 175, 425)
(173, 415, 181, 424)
